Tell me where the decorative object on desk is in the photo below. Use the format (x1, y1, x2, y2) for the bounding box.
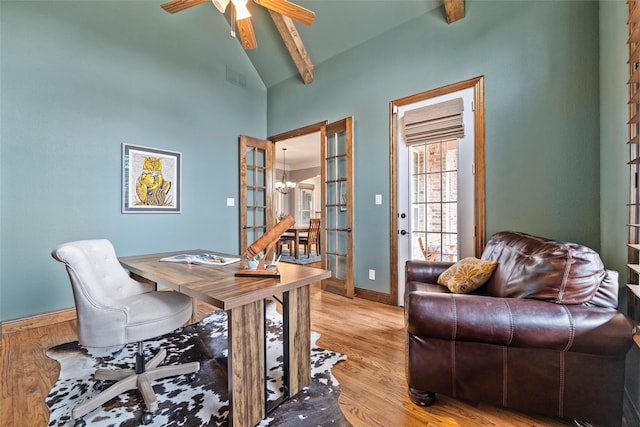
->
(160, 253, 241, 266)
(242, 250, 265, 270)
(122, 144, 181, 213)
(236, 215, 296, 277)
(275, 148, 296, 195)
(46, 302, 349, 427)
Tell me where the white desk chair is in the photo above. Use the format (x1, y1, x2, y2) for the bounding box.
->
(52, 239, 200, 427)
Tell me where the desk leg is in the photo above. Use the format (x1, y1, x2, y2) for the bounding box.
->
(285, 285, 311, 396)
(130, 272, 157, 291)
(228, 300, 265, 427)
(191, 299, 198, 324)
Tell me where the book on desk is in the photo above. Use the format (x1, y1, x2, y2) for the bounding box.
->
(160, 253, 240, 266)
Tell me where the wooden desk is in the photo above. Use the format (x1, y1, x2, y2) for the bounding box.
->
(285, 225, 309, 259)
(119, 249, 331, 427)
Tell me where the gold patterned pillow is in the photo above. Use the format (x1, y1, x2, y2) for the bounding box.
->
(437, 257, 498, 294)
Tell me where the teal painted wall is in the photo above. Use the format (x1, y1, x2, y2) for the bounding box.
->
(0, 0, 621, 320)
(600, 1, 630, 287)
(0, 1, 267, 321)
(267, 1, 601, 294)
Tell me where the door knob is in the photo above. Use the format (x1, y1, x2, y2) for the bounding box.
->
(400, 230, 408, 236)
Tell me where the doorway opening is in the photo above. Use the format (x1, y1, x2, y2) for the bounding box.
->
(274, 134, 322, 228)
(269, 117, 355, 298)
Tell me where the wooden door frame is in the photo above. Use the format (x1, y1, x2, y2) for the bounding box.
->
(389, 76, 486, 305)
(269, 121, 328, 143)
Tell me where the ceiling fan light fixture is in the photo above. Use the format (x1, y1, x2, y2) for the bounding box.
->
(232, 0, 251, 20)
(211, 0, 229, 13)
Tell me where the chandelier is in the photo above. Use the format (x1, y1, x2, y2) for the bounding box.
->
(275, 148, 296, 195)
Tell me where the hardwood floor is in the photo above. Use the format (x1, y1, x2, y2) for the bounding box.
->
(306, 282, 574, 427)
(0, 273, 605, 427)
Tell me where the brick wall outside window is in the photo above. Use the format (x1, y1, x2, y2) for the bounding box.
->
(411, 139, 458, 261)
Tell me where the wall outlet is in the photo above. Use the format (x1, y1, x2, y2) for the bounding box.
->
(226, 198, 235, 207)
(375, 194, 382, 205)
(369, 269, 376, 280)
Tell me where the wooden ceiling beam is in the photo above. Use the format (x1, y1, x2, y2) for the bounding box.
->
(269, 10, 314, 84)
(237, 18, 258, 50)
(443, 0, 465, 24)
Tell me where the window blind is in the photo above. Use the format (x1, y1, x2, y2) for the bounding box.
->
(402, 97, 464, 145)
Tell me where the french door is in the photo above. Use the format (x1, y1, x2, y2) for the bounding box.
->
(268, 119, 354, 298)
(239, 135, 275, 254)
(321, 117, 355, 298)
(240, 118, 354, 298)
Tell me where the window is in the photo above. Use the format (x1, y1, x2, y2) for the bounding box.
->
(298, 184, 314, 225)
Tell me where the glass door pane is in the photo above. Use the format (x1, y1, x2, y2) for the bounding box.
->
(410, 139, 459, 262)
(240, 136, 274, 254)
(322, 118, 354, 297)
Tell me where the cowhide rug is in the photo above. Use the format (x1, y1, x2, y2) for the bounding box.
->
(46, 302, 349, 426)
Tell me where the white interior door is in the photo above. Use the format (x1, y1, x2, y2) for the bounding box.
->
(396, 87, 475, 305)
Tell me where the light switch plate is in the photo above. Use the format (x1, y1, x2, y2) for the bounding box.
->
(226, 198, 235, 207)
(375, 194, 382, 205)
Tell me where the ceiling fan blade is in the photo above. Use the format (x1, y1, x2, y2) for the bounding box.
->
(236, 18, 258, 49)
(254, 0, 315, 26)
(161, 0, 209, 14)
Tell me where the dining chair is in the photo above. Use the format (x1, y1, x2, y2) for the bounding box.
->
(277, 233, 295, 256)
(299, 218, 321, 257)
(51, 239, 200, 427)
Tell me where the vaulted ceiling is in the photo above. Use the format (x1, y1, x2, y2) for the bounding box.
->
(252, 0, 466, 87)
(161, 0, 465, 88)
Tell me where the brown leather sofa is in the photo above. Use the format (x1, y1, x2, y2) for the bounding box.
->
(405, 231, 634, 426)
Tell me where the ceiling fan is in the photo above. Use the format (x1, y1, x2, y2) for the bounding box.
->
(160, 0, 315, 50)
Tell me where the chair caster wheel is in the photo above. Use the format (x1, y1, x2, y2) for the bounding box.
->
(187, 373, 197, 382)
(74, 419, 86, 427)
(141, 411, 153, 425)
(93, 381, 104, 391)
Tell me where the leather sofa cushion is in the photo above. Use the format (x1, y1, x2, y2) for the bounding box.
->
(406, 292, 632, 356)
(481, 231, 606, 305)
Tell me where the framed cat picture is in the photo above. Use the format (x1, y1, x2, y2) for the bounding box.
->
(122, 143, 182, 213)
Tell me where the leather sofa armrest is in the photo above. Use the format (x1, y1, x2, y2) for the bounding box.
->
(405, 260, 454, 285)
(587, 269, 619, 309)
(406, 291, 634, 356)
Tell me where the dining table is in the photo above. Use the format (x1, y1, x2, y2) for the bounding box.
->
(283, 225, 310, 259)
